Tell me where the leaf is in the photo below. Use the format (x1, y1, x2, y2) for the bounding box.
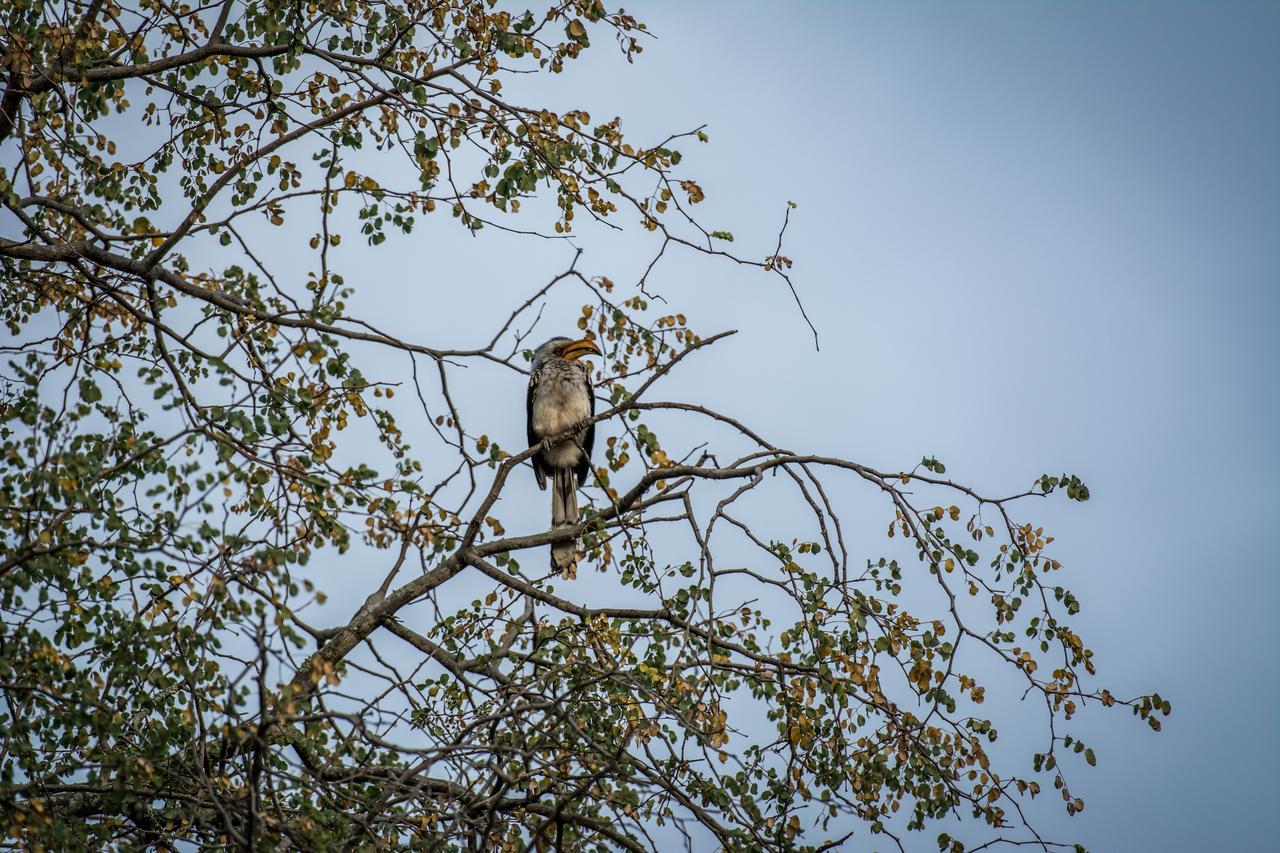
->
(78, 379, 102, 404)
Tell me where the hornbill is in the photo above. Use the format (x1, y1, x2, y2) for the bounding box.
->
(527, 336, 602, 573)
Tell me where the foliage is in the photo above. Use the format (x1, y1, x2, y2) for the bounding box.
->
(0, 1, 1165, 850)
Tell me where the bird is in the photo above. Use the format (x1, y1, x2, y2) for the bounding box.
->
(527, 336, 601, 574)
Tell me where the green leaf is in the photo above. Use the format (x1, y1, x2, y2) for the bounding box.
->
(78, 379, 102, 403)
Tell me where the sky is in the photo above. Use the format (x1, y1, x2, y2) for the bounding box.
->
(564, 4, 1279, 849)
(280, 2, 1280, 849)
(30, 1, 1269, 849)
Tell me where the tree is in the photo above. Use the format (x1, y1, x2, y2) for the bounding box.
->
(0, 1, 1168, 849)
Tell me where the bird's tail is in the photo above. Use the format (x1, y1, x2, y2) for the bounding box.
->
(550, 466, 579, 575)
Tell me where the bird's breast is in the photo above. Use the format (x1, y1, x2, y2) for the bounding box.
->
(531, 370, 590, 467)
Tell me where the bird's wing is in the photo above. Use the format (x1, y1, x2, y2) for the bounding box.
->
(527, 370, 547, 490)
(576, 363, 595, 487)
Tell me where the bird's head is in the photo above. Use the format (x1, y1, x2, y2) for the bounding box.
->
(532, 336, 602, 367)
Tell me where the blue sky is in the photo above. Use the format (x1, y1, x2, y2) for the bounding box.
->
(208, 2, 1278, 849)
(597, 4, 1278, 848)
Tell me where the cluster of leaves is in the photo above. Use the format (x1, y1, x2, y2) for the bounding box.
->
(0, 1, 1164, 850)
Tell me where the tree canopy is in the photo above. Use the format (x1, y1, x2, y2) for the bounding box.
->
(0, 1, 1167, 850)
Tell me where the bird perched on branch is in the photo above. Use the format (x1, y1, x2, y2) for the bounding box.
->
(527, 336, 601, 574)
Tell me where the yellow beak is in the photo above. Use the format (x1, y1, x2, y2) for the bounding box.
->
(561, 337, 602, 361)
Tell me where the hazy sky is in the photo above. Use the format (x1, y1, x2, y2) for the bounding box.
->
(216, 2, 1278, 849)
